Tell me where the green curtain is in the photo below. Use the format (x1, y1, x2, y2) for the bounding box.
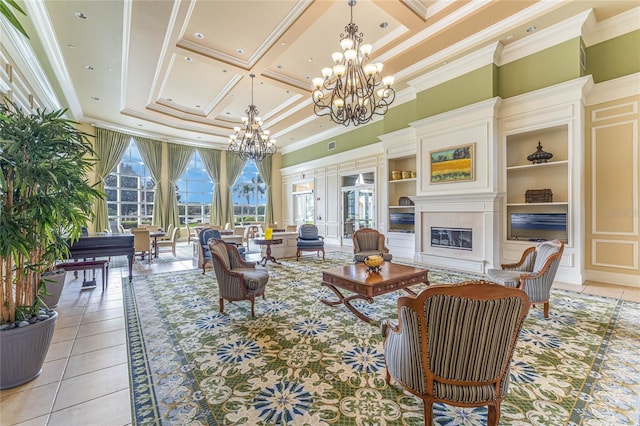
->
(93, 128, 131, 232)
(166, 143, 194, 229)
(198, 148, 223, 226)
(225, 153, 246, 225)
(255, 156, 273, 224)
(133, 136, 164, 227)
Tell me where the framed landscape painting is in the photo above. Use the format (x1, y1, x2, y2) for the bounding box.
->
(430, 143, 475, 183)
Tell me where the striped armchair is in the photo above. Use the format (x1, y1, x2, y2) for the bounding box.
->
(382, 281, 530, 426)
(207, 239, 269, 317)
(352, 228, 393, 263)
(487, 239, 564, 318)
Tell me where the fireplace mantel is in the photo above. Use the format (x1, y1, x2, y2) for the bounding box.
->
(412, 192, 503, 274)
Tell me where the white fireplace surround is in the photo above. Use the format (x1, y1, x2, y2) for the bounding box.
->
(412, 192, 503, 274)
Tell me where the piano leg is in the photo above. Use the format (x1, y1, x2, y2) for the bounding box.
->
(127, 254, 133, 282)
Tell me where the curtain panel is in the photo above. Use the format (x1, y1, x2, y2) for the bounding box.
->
(198, 148, 223, 226)
(133, 136, 164, 228)
(255, 156, 273, 224)
(166, 143, 195, 230)
(93, 128, 131, 233)
(225, 153, 246, 225)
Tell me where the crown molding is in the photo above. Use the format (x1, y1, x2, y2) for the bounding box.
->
(586, 73, 640, 106)
(582, 6, 640, 47)
(498, 9, 593, 66)
(407, 42, 502, 92)
(280, 142, 383, 176)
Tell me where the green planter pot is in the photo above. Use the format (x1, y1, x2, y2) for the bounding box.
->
(0, 311, 58, 389)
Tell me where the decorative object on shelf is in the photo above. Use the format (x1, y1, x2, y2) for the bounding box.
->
(430, 143, 475, 184)
(311, 0, 395, 127)
(525, 188, 553, 203)
(402, 171, 411, 179)
(391, 171, 402, 180)
(398, 196, 414, 206)
(527, 141, 553, 164)
(228, 74, 276, 162)
(363, 254, 384, 273)
(410, 171, 416, 178)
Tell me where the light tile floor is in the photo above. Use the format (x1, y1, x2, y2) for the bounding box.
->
(1, 242, 638, 425)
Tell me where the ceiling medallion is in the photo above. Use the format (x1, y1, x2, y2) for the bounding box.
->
(311, 0, 395, 127)
(228, 74, 276, 162)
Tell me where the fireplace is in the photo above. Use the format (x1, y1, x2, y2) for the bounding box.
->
(431, 227, 472, 250)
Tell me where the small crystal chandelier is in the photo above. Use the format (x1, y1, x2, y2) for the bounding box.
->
(228, 74, 276, 162)
(311, 0, 395, 127)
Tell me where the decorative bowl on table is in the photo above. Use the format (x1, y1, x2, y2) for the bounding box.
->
(363, 254, 385, 273)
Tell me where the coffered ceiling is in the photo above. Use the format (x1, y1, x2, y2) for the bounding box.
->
(15, 0, 638, 152)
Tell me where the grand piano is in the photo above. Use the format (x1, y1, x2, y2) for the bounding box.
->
(66, 234, 134, 282)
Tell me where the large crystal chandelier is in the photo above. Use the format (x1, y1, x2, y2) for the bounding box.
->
(311, 0, 395, 127)
(228, 74, 276, 162)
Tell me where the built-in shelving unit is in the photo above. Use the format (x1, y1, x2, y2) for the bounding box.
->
(505, 125, 569, 243)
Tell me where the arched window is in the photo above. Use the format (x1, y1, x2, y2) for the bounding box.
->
(176, 151, 214, 225)
(105, 141, 155, 229)
(232, 161, 266, 225)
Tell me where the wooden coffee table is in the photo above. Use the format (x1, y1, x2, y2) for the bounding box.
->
(321, 263, 429, 323)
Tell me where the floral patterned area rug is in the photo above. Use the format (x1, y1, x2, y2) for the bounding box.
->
(123, 252, 640, 425)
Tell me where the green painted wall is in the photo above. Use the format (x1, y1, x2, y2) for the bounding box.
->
(586, 30, 640, 83)
(283, 33, 638, 168)
(498, 38, 582, 99)
(416, 64, 496, 117)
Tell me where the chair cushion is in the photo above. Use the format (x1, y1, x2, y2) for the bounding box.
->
(234, 268, 269, 291)
(354, 251, 393, 263)
(355, 232, 380, 251)
(297, 240, 324, 248)
(209, 241, 230, 270)
(487, 269, 522, 287)
(533, 242, 560, 273)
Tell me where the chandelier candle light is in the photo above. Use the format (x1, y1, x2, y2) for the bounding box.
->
(228, 74, 276, 162)
(311, 0, 395, 126)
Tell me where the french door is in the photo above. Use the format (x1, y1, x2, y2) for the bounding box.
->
(341, 186, 375, 245)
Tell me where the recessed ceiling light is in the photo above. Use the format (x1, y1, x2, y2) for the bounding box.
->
(526, 26, 537, 33)
(106, 67, 112, 71)
(184, 56, 193, 62)
(505, 34, 514, 40)
(167, 98, 173, 102)
(222, 69, 228, 73)
(442, 61, 448, 65)
(197, 136, 202, 139)
(74, 12, 87, 20)
(380, 22, 388, 28)
(236, 48, 244, 54)
(138, 124, 143, 127)
(226, 112, 231, 115)
(277, 65, 283, 69)
(195, 104, 201, 108)
(281, 42, 287, 46)
(85, 65, 94, 70)
(67, 44, 75, 49)
(194, 32, 204, 39)
(308, 57, 313, 62)
(91, 96, 99, 101)
(305, 75, 311, 80)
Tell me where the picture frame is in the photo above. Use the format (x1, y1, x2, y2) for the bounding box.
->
(429, 143, 475, 183)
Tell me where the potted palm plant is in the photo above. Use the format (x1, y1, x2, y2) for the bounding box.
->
(0, 102, 102, 389)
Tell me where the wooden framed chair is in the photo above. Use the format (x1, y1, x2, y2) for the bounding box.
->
(382, 280, 530, 426)
(156, 226, 179, 256)
(131, 228, 151, 264)
(296, 224, 324, 261)
(487, 239, 564, 318)
(185, 222, 197, 243)
(207, 239, 269, 317)
(352, 228, 392, 263)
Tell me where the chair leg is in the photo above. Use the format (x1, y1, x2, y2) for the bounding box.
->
(321, 248, 325, 260)
(385, 369, 390, 384)
(219, 298, 224, 313)
(296, 249, 300, 261)
(487, 402, 500, 426)
(543, 302, 549, 318)
(423, 400, 434, 426)
(250, 298, 255, 317)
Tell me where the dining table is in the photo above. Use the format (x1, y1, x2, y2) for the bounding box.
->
(149, 231, 166, 258)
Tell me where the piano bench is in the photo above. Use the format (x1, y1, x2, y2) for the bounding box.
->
(56, 260, 109, 291)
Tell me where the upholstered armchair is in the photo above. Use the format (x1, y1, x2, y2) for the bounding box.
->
(487, 239, 564, 318)
(207, 239, 269, 317)
(382, 280, 530, 426)
(352, 228, 393, 263)
(199, 228, 246, 274)
(296, 224, 325, 261)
